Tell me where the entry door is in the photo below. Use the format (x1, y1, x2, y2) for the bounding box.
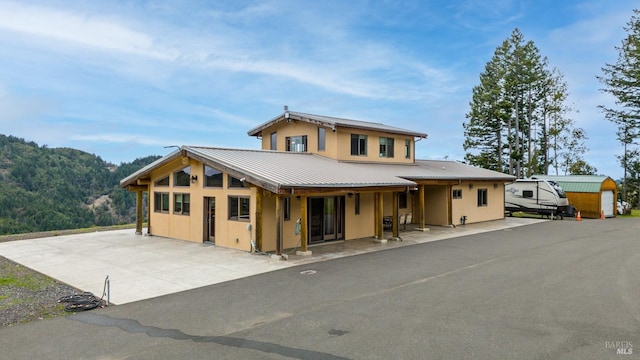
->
(204, 197, 215, 243)
(308, 196, 344, 243)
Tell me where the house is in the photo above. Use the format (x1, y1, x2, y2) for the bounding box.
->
(531, 175, 617, 218)
(120, 110, 515, 255)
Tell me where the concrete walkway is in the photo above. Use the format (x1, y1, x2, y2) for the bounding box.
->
(0, 217, 543, 304)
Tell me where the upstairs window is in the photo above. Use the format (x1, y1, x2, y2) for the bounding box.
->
(154, 176, 169, 187)
(286, 135, 307, 152)
(351, 134, 367, 156)
(405, 139, 411, 159)
(174, 166, 191, 187)
(379, 137, 394, 158)
(318, 128, 326, 151)
(270, 132, 277, 151)
(204, 165, 223, 187)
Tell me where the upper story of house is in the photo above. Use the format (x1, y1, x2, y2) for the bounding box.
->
(247, 109, 428, 164)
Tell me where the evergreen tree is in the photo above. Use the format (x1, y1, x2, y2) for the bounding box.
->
(464, 28, 592, 178)
(598, 8, 640, 207)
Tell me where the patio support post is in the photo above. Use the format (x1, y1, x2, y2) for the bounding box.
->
(255, 188, 263, 251)
(392, 191, 399, 238)
(275, 196, 282, 256)
(419, 185, 426, 229)
(135, 189, 143, 235)
(374, 192, 386, 243)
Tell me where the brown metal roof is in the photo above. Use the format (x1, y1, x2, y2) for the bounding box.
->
(247, 110, 428, 139)
(121, 146, 514, 194)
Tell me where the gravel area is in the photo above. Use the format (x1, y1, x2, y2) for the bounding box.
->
(0, 255, 81, 327)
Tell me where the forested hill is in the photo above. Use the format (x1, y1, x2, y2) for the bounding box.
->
(0, 134, 160, 235)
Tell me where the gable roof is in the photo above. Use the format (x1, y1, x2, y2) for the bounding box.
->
(247, 110, 428, 139)
(121, 146, 514, 194)
(530, 175, 613, 193)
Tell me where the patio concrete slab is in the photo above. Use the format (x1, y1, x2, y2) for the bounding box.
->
(0, 217, 544, 305)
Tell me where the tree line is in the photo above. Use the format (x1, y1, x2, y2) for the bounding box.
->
(464, 9, 640, 208)
(0, 134, 159, 235)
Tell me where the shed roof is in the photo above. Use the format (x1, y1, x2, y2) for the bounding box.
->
(247, 110, 428, 139)
(531, 175, 613, 193)
(121, 146, 514, 194)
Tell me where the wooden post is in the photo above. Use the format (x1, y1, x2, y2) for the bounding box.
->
(135, 190, 143, 235)
(255, 188, 263, 251)
(419, 185, 426, 229)
(275, 196, 282, 256)
(392, 191, 399, 238)
(299, 196, 308, 252)
(146, 190, 152, 235)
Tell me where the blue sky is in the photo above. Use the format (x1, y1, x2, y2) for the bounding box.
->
(0, 1, 636, 179)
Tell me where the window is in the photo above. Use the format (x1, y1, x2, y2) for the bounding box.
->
(283, 197, 291, 221)
(270, 132, 277, 151)
(286, 135, 307, 152)
(477, 188, 488, 207)
(379, 137, 394, 158)
(228, 175, 245, 188)
(228, 196, 250, 221)
(350, 134, 367, 156)
(154, 176, 169, 186)
(453, 189, 462, 199)
(204, 165, 223, 187)
(405, 139, 411, 159)
(174, 193, 190, 215)
(523, 190, 534, 198)
(398, 192, 407, 209)
(154, 192, 169, 213)
(354, 193, 360, 215)
(318, 128, 326, 151)
(174, 166, 191, 187)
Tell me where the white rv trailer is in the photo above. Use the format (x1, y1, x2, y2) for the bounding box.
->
(505, 179, 572, 218)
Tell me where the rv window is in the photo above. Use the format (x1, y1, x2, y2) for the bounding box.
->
(523, 190, 534, 198)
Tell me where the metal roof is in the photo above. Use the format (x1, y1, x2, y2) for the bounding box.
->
(530, 175, 612, 193)
(121, 146, 515, 193)
(247, 110, 428, 139)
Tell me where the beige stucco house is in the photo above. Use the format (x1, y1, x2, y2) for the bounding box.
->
(120, 110, 515, 255)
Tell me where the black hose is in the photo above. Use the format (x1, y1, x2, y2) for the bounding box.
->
(58, 292, 105, 312)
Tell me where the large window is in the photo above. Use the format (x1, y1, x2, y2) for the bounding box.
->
(318, 128, 326, 151)
(477, 188, 488, 207)
(154, 176, 169, 186)
(204, 165, 223, 187)
(270, 132, 277, 151)
(228, 175, 245, 188)
(174, 193, 190, 215)
(350, 134, 367, 156)
(379, 137, 394, 158)
(286, 135, 307, 152)
(154, 192, 169, 213)
(174, 166, 191, 187)
(228, 196, 250, 221)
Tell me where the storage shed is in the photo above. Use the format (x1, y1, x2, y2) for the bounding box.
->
(531, 175, 617, 218)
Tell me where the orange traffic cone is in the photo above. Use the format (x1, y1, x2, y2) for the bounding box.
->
(576, 211, 581, 221)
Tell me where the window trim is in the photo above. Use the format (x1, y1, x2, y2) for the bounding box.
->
(154, 176, 169, 187)
(228, 195, 250, 221)
(270, 132, 277, 151)
(405, 139, 411, 159)
(285, 135, 307, 152)
(204, 165, 223, 188)
(228, 175, 245, 188)
(452, 189, 462, 199)
(154, 192, 170, 213)
(173, 193, 191, 215)
(350, 134, 367, 156)
(318, 128, 326, 152)
(379, 137, 394, 158)
(173, 166, 191, 187)
(477, 188, 488, 207)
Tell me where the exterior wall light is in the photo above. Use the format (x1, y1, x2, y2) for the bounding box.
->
(191, 175, 198, 183)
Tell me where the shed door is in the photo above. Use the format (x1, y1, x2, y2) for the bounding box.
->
(601, 190, 614, 217)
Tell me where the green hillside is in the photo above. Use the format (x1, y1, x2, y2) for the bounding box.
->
(0, 134, 160, 235)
